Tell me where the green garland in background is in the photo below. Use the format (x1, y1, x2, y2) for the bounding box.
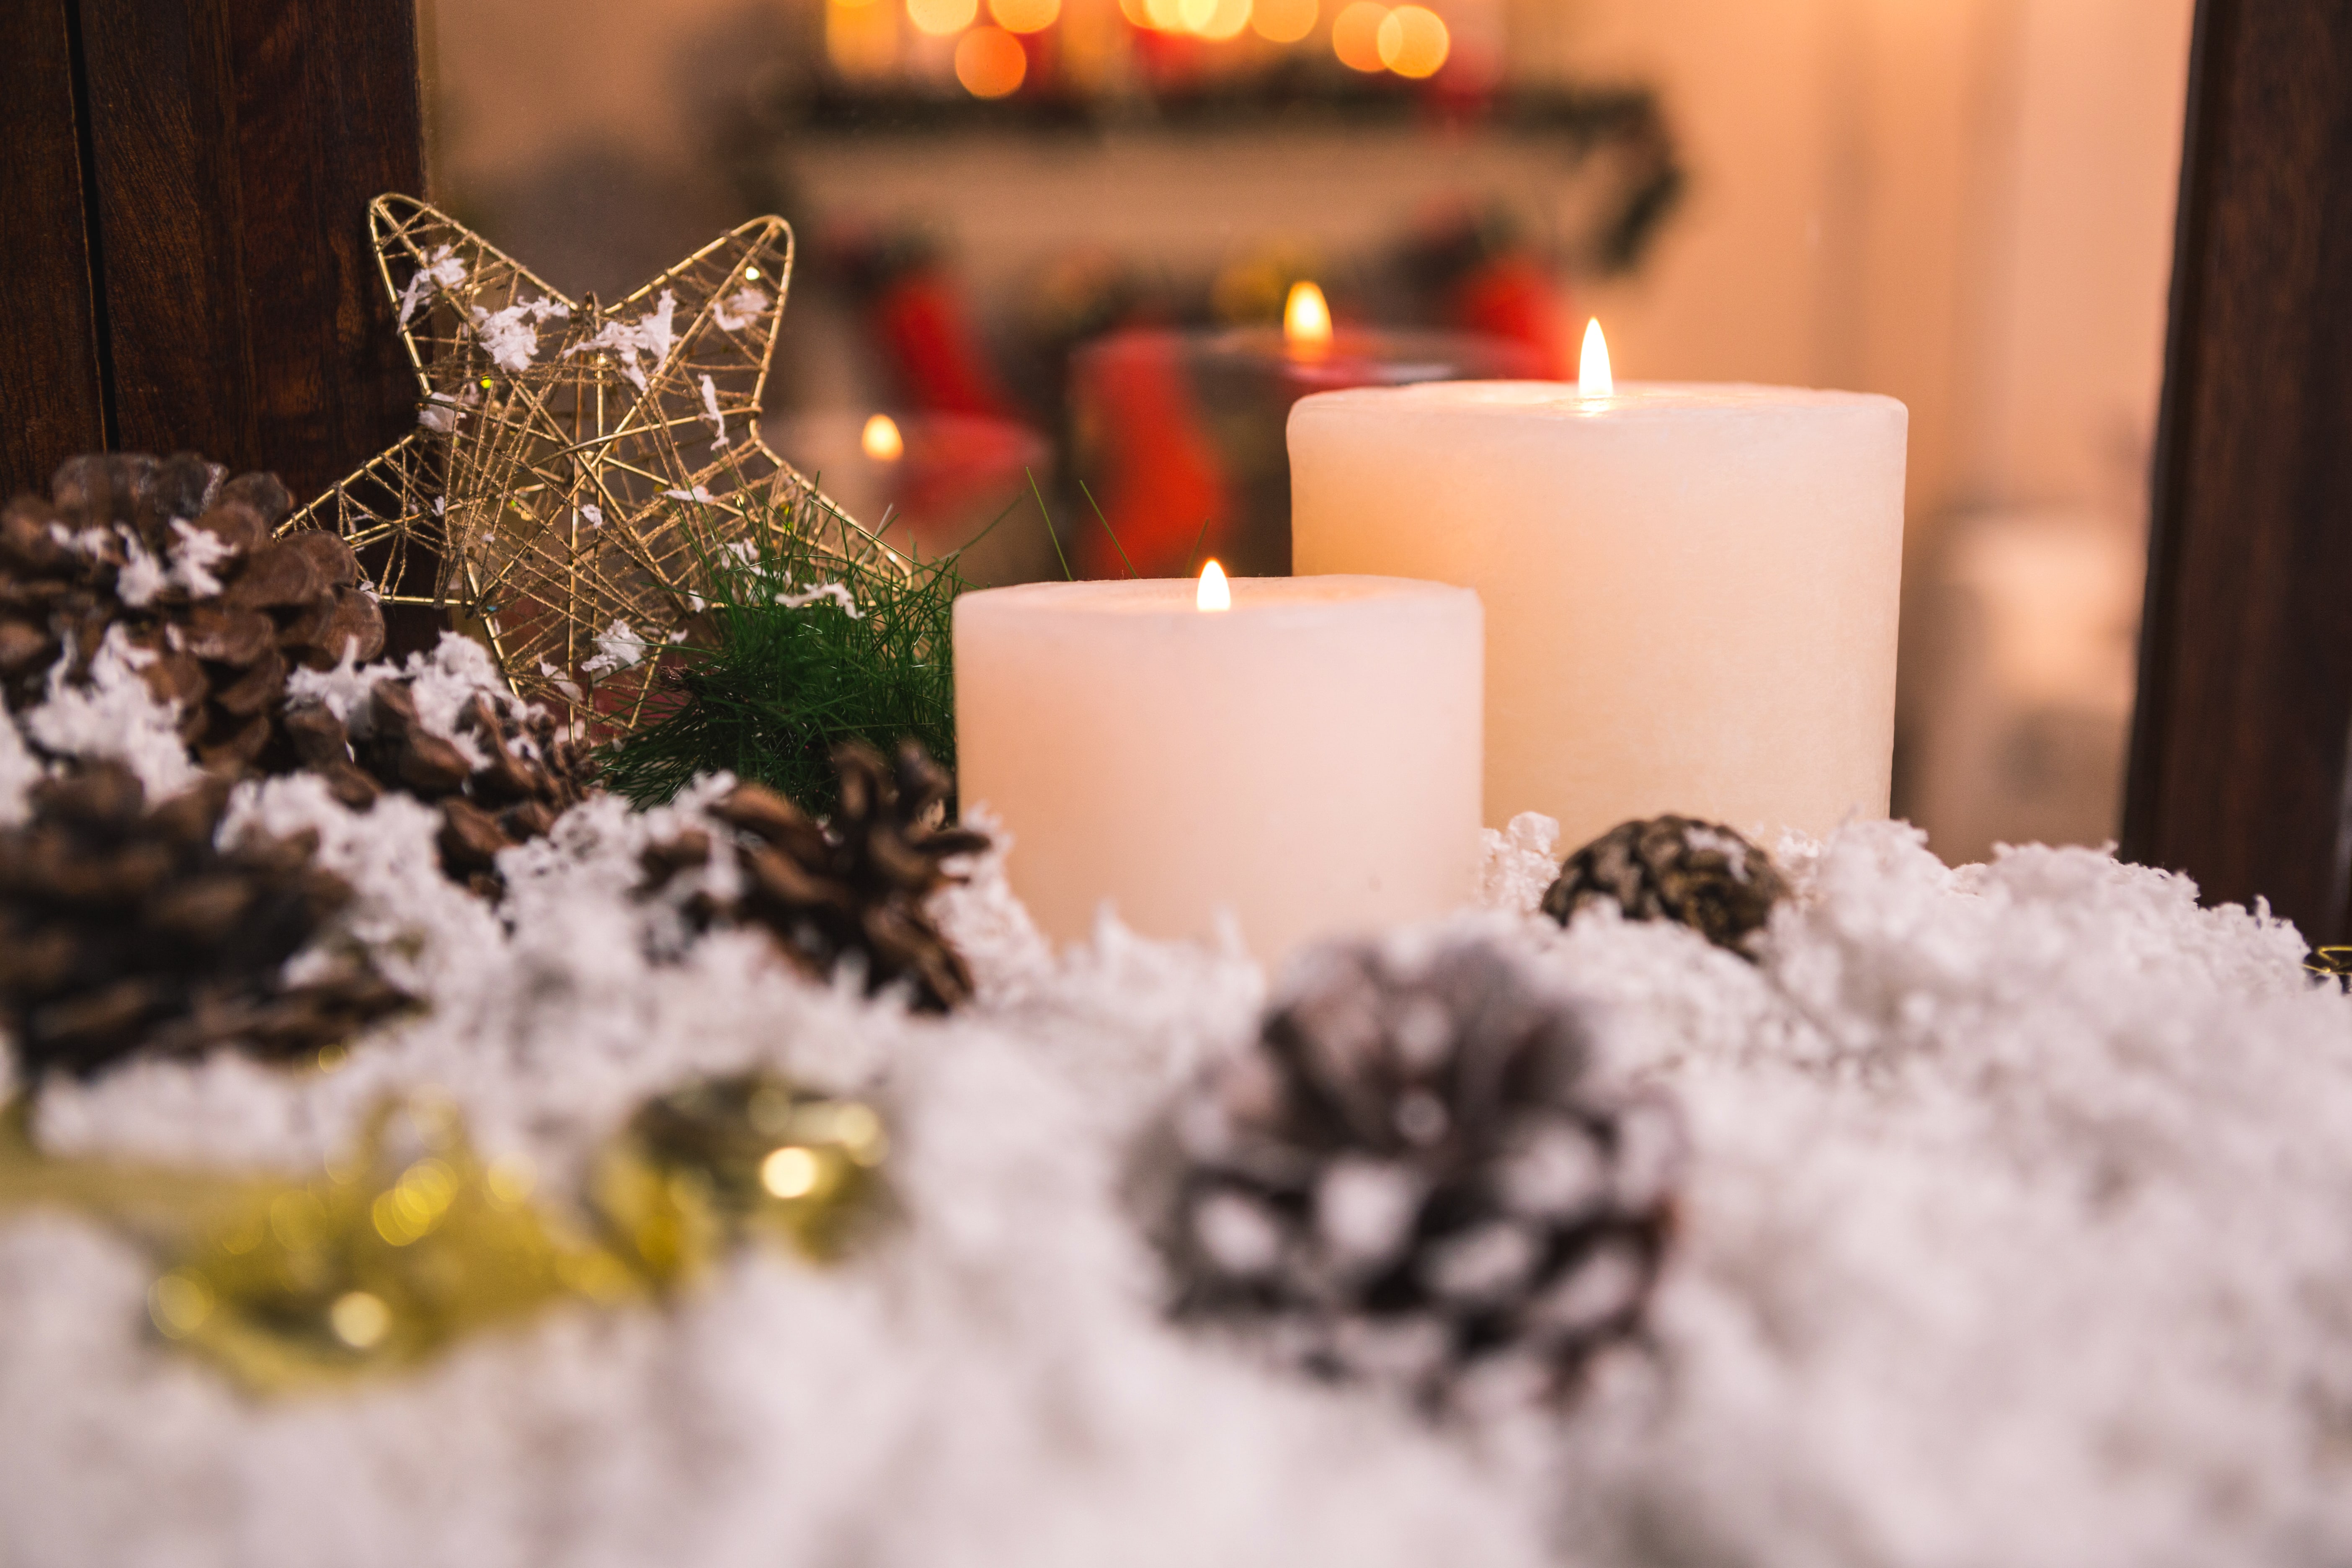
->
(600, 487, 995, 817)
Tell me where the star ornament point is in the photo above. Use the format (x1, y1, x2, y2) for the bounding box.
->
(287, 194, 892, 733)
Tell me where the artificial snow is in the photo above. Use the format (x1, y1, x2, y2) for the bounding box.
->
(289, 634, 549, 771)
(395, 245, 468, 327)
(111, 530, 168, 607)
(468, 296, 572, 374)
(104, 519, 231, 609)
(567, 290, 679, 391)
(0, 712, 37, 828)
(20, 627, 201, 802)
(417, 386, 479, 434)
(772, 582, 861, 617)
(699, 373, 730, 448)
(711, 286, 770, 334)
(4, 698, 2352, 1563)
(581, 619, 650, 679)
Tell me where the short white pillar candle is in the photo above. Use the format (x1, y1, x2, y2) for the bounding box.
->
(1290, 379, 1906, 848)
(954, 573, 1483, 967)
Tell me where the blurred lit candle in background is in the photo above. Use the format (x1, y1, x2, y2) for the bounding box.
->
(1066, 280, 1544, 578)
(766, 409, 1055, 585)
(1284, 280, 1333, 353)
(1290, 323, 1908, 846)
(862, 413, 906, 462)
(954, 566, 1483, 967)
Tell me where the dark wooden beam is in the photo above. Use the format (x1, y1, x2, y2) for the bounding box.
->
(6, 0, 441, 649)
(0, 0, 109, 495)
(2125, 0, 2352, 945)
(72, 0, 426, 504)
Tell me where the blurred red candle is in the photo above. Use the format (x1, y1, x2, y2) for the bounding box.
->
(1066, 284, 1546, 578)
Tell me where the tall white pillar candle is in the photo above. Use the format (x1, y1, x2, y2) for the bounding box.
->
(954, 574, 1482, 967)
(1289, 381, 1906, 847)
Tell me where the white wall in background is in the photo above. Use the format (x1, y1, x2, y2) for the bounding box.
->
(1539, 0, 2193, 545)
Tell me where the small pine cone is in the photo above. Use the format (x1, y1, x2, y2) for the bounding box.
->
(639, 741, 988, 1011)
(0, 761, 411, 1079)
(1, 451, 385, 769)
(308, 680, 592, 885)
(1541, 815, 1787, 957)
(1151, 936, 1680, 1413)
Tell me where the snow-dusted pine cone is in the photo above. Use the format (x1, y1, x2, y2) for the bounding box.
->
(281, 675, 591, 892)
(0, 762, 409, 1078)
(0, 451, 384, 769)
(638, 742, 988, 1011)
(1153, 935, 1680, 1412)
(1542, 815, 1786, 957)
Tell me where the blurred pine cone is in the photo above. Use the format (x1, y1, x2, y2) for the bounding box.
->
(1542, 815, 1786, 957)
(1153, 936, 1679, 1412)
(0, 451, 384, 769)
(0, 761, 410, 1078)
(4, 451, 589, 889)
(639, 741, 988, 1011)
(281, 678, 591, 893)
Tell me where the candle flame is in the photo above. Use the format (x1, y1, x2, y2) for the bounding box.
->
(1284, 281, 1333, 351)
(861, 413, 905, 462)
(1579, 319, 1614, 398)
(1197, 559, 1232, 611)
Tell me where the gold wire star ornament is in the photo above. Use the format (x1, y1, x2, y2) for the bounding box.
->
(284, 195, 901, 734)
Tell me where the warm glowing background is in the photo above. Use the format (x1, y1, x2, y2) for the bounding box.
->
(420, 0, 2195, 862)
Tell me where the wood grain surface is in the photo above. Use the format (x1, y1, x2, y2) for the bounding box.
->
(3, 0, 438, 649)
(2125, 0, 2352, 944)
(0, 0, 108, 495)
(74, 0, 426, 501)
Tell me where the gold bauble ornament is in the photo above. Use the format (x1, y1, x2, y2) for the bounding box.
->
(0, 1070, 888, 1395)
(593, 1070, 890, 1285)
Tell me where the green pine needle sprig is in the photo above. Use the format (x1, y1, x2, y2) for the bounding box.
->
(597, 484, 1000, 818)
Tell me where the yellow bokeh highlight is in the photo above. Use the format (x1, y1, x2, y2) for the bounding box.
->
(989, 0, 1060, 31)
(829, 1102, 889, 1166)
(329, 1291, 392, 1350)
(761, 1146, 823, 1199)
(1195, 0, 1253, 39)
(148, 1271, 215, 1339)
(1331, 1, 1389, 71)
(1376, 4, 1449, 76)
(1253, 0, 1316, 43)
(485, 1152, 538, 1207)
(955, 25, 1028, 95)
(907, 0, 978, 37)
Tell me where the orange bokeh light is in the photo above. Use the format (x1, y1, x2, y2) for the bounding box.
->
(1252, 0, 1315, 42)
(1375, 4, 1448, 77)
(906, 0, 976, 34)
(989, 0, 1060, 32)
(862, 413, 907, 461)
(1331, 2, 1388, 72)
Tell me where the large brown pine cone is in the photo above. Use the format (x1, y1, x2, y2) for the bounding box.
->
(0, 452, 385, 769)
(639, 742, 988, 1011)
(281, 678, 591, 892)
(1151, 936, 1681, 1413)
(1541, 815, 1787, 957)
(0, 762, 410, 1079)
